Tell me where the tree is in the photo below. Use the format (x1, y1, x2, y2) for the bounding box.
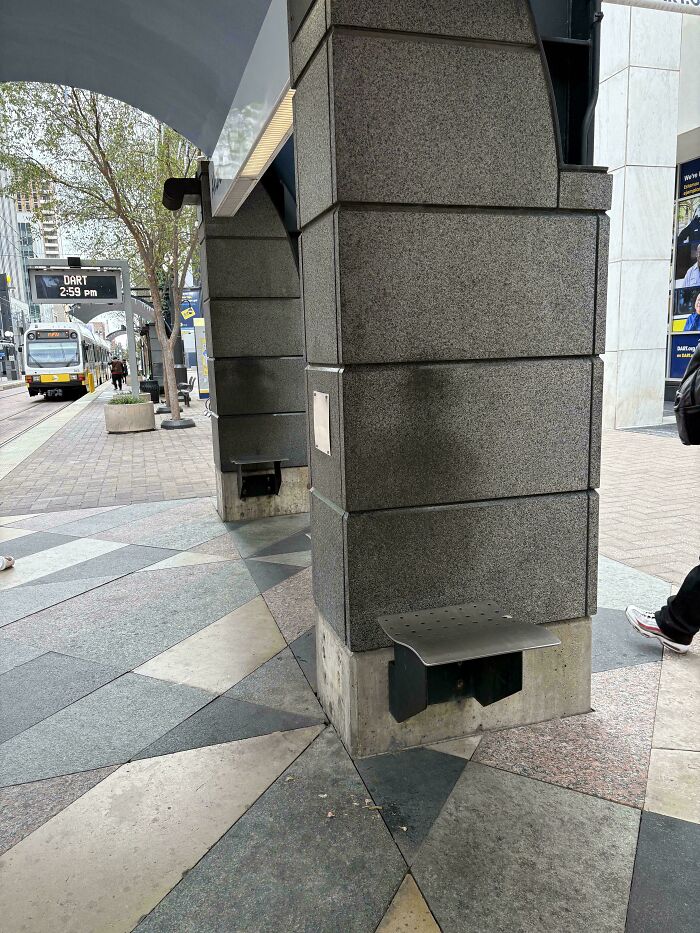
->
(0, 83, 201, 420)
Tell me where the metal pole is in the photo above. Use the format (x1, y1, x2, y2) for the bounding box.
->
(121, 263, 139, 393)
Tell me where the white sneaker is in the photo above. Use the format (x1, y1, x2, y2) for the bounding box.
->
(625, 606, 690, 654)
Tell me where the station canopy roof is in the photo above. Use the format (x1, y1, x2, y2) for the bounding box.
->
(0, 0, 274, 156)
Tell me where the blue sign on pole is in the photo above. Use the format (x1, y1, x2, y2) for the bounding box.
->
(670, 334, 700, 379)
(179, 287, 201, 329)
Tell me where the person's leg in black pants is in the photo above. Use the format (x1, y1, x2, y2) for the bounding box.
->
(657, 563, 700, 645)
(626, 563, 700, 654)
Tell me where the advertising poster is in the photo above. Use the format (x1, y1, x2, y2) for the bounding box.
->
(194, 319, 209, 399)
(179, 287, 201, 329)
(670, 160, 700, 376)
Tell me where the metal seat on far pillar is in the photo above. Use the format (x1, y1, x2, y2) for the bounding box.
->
(378, 602, 562, 723)
(231, 457, 289, 501)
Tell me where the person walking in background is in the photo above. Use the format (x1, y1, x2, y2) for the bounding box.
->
(110, 357, 125, 391)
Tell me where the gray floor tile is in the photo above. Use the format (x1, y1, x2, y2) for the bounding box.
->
(2, 531, 78, 560)
(0, 638, 45, 674)
(290, 629, 317, 693)
(3, 561, 259, 672)
(0, 673, 212, 786)
(225, 648, 325, 720)
(0, 652, 122, 743)
(412, 762, 639, 933)
(134, 696, 320, 760)
(31, 545, 177, 586)
(136, 728, 406, 933)
(0, 765, 118, 855)
(355, 747, 467, 862)
(244, 559, 301, 593)
(626, 811, 700, 933)
(598, 556, 672, 612)
(56, 500, 190, 537)
(592, 608, 663, 673)
(229, 513, 311, 559)
(95, 500, 225, 550)
(2, 506, 118, 532)
(0, 576, 117, 628)
(253, 529, 311, 559)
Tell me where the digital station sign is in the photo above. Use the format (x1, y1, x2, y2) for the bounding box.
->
(30, 270, 122, 304)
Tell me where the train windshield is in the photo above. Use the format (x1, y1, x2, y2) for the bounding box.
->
(26, 339, 80, 368)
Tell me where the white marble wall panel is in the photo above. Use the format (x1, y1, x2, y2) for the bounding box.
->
(606, 261, 622, 353)
(621, 166, 676, 262)
(626, 68, 679, 167)
(595, 71, 629, 172)
(608, 168, 626, 263)
(630, 8, 682, 71)
(602, 351, 619, 431)
(600, 3, 631, 81)
(616, 348, 667, 428)
(618, 260, 674, 351)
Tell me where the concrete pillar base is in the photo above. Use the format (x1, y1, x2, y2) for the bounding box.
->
(215, 467, 310, 522)
(316, 611, 592, 758)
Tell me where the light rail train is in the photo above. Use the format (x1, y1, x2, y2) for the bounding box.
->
(23, 321, 110, 397)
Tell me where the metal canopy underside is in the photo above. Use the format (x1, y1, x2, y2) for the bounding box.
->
(0, 0, 273, 154)
(378, 602, 561, 667)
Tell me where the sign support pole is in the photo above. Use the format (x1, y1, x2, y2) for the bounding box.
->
(120, 264, 139, 392)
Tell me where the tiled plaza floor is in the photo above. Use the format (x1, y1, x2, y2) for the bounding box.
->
(0, 495, 697, 932)
(0, 398, 698, 930)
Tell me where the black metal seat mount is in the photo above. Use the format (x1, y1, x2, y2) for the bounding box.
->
(231, 457, 289, 501)
(377, 602, 561, 723)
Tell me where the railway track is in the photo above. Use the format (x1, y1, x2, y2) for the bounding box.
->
(0, 384, 74, 448)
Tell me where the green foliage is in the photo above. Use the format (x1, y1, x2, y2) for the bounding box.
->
(108, 393, 146, 405)
(0, 82, 203, 417)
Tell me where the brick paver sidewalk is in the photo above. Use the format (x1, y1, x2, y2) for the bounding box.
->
(599, 426, 700, 586)
(0, 391, 215, 514)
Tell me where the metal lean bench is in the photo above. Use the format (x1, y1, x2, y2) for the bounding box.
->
(378, 602, 561, 723)
(231, 456, 289, 500)
(177, 375, 195, 408)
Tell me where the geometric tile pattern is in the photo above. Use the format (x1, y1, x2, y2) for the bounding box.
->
(0, 765, 119, 856)
(411, 763, 640, 933)
(136, 728, 406, 933)
(1, 478, 698, 932)
(473, 662, 662, 808)
(0, 728, 322, 933)
(355, 747, 467, 861)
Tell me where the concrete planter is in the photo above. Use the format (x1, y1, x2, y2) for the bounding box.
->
(104, 400, 156, 433)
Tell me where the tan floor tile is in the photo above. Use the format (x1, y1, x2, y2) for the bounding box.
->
(653, 644, 700, 752)
(134, 551, 231, 573)
(428, 735, 482, 760)
(377, 875, 440, 933)
(0, 726, 322, 933)
(645, 749, 700, 824)
(135, 596, 286, 694)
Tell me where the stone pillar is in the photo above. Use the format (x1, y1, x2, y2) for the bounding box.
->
(596, 3, 681, 429)
(198, 163, 309, 521)
(290, 0, 610, 756)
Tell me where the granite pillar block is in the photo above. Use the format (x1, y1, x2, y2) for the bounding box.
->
(559, 168, 613, 212)
(329, 32, 558, 211)
(201, 237, 300, 300)
(204, 299, 303, 358)
(311, 489, 594, 652)
(209, 358, 306, 417)
(303, 207, 599, 364)
(308, 358, 598, 511)
(212, 413, 308, 470)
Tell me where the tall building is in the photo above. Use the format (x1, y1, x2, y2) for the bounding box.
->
(15, 180, 67, 323)
(0, 170, 29, 335)
(16, 181, 63, 258)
